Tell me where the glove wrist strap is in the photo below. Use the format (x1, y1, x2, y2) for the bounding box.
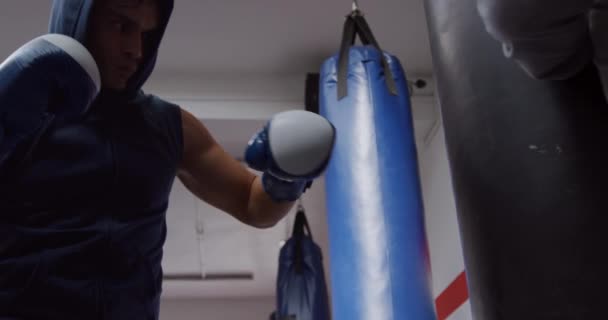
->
(262, 173, 310, 203)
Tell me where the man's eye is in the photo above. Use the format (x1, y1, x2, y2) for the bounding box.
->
(110, 21, 123, 30)
(143, 31, 153, 41)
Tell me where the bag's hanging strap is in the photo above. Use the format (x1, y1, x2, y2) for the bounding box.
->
(337, 14, 359, 100)
(337, 11, 398, 100)
(352, 15, 398, 96)
(292, 200, 313, 237)
(292, 203, 313, 274)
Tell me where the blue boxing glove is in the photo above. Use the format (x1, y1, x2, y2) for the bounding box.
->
(245, 110, 336, 202)
(0, 34, 100, 170)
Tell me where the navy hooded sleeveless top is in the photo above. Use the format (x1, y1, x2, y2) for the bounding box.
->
(0, 1, 181, 319)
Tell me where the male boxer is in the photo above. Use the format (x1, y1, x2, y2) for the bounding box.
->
(477, 0, 608, 98)
(0, 0, 335, 319)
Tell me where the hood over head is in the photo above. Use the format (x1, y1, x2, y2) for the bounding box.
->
(48, 0, 174, 100)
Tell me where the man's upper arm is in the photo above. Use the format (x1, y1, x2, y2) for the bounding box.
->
(177, 108, 256, 224)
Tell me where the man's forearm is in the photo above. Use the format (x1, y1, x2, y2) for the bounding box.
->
(246, 175, 294, 229)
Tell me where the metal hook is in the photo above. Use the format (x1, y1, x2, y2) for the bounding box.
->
(350, 0, 363, 17)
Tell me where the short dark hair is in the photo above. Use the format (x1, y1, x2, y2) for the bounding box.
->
(115, 0, 157, 8)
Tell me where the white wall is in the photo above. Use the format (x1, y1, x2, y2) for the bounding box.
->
(148, 71, 470, 318)
(419, 123, 472, 320)
(160, 297, 275, 320)
(159, 178, 331, 318)
(148, 71, 471, 317)
(159, 122, 473, 320)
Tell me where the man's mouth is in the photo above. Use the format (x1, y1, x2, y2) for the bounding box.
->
(117, 66, 137, 78)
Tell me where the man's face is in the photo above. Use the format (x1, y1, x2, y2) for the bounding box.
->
(86, 0, 159, 90)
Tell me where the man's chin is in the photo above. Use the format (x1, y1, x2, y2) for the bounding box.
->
(102, 80, 128, 91)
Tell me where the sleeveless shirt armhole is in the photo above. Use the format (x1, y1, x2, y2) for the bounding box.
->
(165, 102, 184, 166)
(140, 94, 184, 167)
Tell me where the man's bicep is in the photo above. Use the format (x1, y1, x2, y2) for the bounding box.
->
(179, 108, 216, 162)
(178, 108, 256, 223)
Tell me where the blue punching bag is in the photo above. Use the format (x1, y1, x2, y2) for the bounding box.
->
(275, 205, 331, 320)
(319, 11, 436, 320)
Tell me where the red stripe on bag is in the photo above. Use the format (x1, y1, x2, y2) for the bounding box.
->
(435, 271, 469, 320)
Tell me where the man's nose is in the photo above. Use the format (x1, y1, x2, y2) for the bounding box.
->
(123, 32, 143, 61)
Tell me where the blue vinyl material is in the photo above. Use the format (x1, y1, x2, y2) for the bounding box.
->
(319, 46, 436, 320)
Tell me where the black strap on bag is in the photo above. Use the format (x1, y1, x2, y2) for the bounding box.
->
(337, 10, 398, 100)
(292, 204, 313, 274)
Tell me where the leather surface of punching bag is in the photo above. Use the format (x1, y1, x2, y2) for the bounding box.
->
(424, 0, 608, 319)
(319, 12, 436, 320)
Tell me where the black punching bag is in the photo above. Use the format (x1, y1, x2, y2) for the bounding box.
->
(424, 0, 608, 319)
